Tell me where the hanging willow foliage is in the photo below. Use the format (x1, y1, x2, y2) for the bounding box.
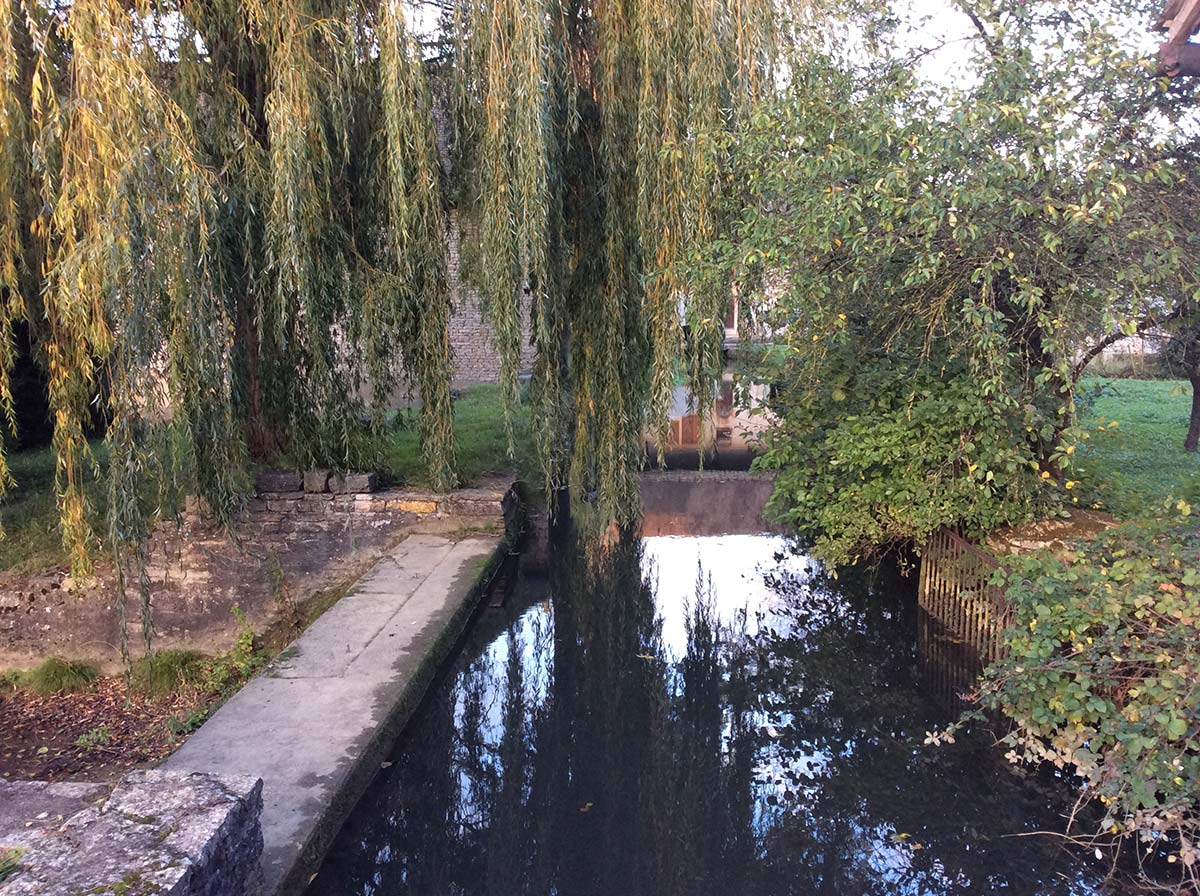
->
(0, 0, 457, 657)
(0, 0, 802, 651)
(452, 0, 792, 526)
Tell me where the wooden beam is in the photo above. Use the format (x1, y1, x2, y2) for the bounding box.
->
(1160, 39, 1200, 75)
(1159, 0, 1186, 30)
(1163, 0, 1200, 44)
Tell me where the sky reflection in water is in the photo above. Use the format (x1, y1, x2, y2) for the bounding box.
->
(309, 533, 1119, 896)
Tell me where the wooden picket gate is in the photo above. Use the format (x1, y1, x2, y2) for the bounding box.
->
(917, 528, 1012, 709)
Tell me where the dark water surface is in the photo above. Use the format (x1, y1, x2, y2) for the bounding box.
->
(309, 531, 1120, 896)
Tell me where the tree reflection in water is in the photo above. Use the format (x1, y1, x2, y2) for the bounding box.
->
(309, 531, 1122, 896)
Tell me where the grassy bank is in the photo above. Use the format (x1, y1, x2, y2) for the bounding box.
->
(1073, 377, 1200, 519)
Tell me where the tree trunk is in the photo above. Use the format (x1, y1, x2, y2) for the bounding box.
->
(238, 298, 284, 460)
(1186, 372, 1200, 453)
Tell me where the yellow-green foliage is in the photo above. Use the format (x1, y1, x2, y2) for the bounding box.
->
(451, 0, 796, 525)
(0, 0, 804, 654)
(0, 0, 456, 657)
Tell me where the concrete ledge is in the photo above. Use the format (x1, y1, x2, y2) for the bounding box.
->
(0, 771, 264, 896)
(165, 531, 510, 895)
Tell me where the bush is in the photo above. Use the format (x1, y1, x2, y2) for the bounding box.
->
(756, 354, 1062, 566)
(19, 657, 98, 695)
(129, 650, 209, 697)
(975, 519, 1199, 878)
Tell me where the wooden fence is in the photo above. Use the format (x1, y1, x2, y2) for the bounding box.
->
(917, 528, 1012, 709)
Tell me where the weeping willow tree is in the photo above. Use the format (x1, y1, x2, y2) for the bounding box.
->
(0, 0, 455, 658)
(450, 0, 793, 526)
(0, 0, 800, 654)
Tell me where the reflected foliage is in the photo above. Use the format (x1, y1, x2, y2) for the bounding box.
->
(312, 534, 1122, 896)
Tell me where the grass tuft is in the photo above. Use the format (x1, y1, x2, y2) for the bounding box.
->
(129, 649, 209, 697)
(20, 657, 98, 695)
(0, 847, 24, 885)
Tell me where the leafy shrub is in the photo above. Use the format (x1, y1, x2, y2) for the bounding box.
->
(201, 607, 264, 695)
(20, 657, 98, 695)
(756, 354, 1062, 566)
(976, 520, 1199, 879)
(75, 725, 112, 749)
(130, 650, 209, 697)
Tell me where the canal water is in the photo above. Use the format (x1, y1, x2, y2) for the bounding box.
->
(308, 484, 1124, 895)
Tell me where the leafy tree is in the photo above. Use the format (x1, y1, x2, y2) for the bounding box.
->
(1, 0, 457, 656)
(447, 0, 797, 526)
(714, 0, 1200, 564)
(0, 0, 799, 652)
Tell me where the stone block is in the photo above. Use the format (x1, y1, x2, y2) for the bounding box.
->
(303, 469, 332, 494)
(0, 770, 264, 896)
(396, 499, 439, 514)
(255, 470, 302, 495)
(329, 471, 379, 494)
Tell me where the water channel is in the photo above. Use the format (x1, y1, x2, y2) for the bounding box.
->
(307, 476, 1126, 896)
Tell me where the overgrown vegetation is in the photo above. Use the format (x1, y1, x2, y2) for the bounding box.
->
(961, 522, 1200, 883)
(0, 847, 23, 885)
(760, 353, 1059, 566)
(129, 650, 209, 698)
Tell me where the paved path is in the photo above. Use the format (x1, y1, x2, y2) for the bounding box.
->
(167, 533, 500, 896)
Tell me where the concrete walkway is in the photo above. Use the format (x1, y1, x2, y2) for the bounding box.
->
(166, 533, 501, 896)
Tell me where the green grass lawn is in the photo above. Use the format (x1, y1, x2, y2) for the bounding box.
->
(1072, 377, 1200, 519)
(382, 384, 539, 489)
(0, 443, 108, 575)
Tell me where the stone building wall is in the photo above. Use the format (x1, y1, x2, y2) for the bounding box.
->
(429, 68, 535, 390)
(444, 212, 536, 388)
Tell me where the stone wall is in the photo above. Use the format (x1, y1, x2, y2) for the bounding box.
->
(445, 213, 537, 388)
(0, 770, 263, 896)
(422, 70, 535, 390)
(244, 476, 512, 526)
(0, 479, 515, 673)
